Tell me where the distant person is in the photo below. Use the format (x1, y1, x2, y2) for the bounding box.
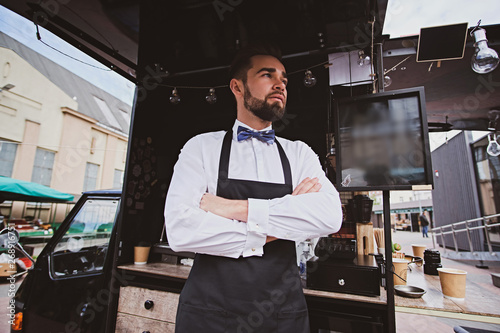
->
(419, 210, 430, 238)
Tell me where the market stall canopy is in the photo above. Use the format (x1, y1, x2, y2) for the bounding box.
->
(0, 176, 74, 203)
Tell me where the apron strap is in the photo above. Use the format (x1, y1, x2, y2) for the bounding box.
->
(218, 129, 292, 185)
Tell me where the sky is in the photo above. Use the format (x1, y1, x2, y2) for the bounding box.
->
(383, 0, 500, 38)
(0, 5, 135, 105)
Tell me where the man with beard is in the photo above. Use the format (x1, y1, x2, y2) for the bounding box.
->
(165, 42, 342, 333)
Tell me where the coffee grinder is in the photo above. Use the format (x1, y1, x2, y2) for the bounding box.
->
(307, 195, 381, 297)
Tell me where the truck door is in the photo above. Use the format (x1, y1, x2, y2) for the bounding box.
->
(19, 193, 120, 333)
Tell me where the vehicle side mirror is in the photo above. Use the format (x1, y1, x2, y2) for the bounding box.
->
(0, 228, 19, 249)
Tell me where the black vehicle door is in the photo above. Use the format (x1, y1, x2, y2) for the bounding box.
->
(20, 193, 120, 333)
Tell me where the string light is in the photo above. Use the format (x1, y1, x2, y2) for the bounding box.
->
(157, 58, 335, 103)
(205, 88, 217, 104)
(170, 88, 181, 104)
(303, 70, 317, 87)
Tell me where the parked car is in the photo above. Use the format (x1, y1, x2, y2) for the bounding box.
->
(6, 190, 121, 332)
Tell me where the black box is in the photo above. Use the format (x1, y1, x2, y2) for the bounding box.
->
(306, 255, 380, 297)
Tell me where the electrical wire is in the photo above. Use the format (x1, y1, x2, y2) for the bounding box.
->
(61, 4, 116, 51)
(35, 24, 112, 71)
(384, 55, 412, 75)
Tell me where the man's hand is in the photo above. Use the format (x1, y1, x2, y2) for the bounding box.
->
(292, 177, 322, 195)
(200, 193, 248, 222)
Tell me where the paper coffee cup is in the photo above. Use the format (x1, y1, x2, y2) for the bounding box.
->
(412, 244, 426, 259)
(134, 246, 151, 265)
(437, 268, 467, 299)
(392, 258, 409, 285)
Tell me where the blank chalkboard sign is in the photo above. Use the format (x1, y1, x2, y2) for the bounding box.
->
(417, 23, 469, 62)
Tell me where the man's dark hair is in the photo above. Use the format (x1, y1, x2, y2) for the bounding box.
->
(229, 41, 282, 82)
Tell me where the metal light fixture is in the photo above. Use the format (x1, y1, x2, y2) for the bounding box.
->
(471, 27, 499, 74)
(0, 84, 15, 92)
(357, 50, 371, 67)
(169, 88, 181, 104)
(487, 133, 500, 157)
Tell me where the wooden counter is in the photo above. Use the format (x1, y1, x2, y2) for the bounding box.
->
(395, 264, 500, 321)
(118, 261, 500, 323)
(118, 261, 387, 305)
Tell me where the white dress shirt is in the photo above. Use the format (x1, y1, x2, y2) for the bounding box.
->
(164, 119, 342, 259)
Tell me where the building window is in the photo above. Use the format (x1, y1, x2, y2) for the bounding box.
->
(31, 148, 55, 186)
(83, 163, 99, 192)
(0, 141, 17, 177)
(113, 169, 124, 189)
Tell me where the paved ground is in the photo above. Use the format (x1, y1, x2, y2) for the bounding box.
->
(393, 230, 500, 332)
(0, 231, 498, 332)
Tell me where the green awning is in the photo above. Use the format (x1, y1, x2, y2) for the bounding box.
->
(0, 176, 74, 203)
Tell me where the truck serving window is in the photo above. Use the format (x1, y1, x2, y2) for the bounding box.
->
(51, 198, 119, 277)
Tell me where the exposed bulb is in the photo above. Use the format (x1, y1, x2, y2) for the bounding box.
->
(170, 88, 181, 104)
(471, 28, 499, 74)
(383, 75, 392, 88)
(303, 70, 317, 87)
(357, 50, 371, 67)
(487, 134, 500, 157)
(205, 88, 217, 104)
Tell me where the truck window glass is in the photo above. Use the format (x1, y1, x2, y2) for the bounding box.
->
(51, 198, 119, 277)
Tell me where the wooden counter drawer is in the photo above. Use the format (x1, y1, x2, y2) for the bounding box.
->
(115, 312, 175, 332)
(118, 286, 179, 322)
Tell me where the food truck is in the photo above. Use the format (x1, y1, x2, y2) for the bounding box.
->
(1, 0, 500, 332)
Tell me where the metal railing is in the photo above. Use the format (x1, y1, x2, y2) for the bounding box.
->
(431, 213, 500, 256)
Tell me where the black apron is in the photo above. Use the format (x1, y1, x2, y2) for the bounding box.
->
(175, 130, 309, 333)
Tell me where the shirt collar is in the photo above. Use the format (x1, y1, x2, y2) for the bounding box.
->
(232, 119, 273, 142)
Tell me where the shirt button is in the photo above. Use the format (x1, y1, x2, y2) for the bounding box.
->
(252, 248, 256, 252)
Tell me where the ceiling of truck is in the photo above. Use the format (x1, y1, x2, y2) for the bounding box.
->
(1, 0, 500, 131)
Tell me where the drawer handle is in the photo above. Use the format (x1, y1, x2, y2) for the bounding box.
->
(338, 279, 345, 286)
(142, 331, 150, 333)
(144, 300, 154, 310)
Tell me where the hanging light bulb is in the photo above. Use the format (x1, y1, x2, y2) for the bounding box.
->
(487, 133, 500, 157)
(205, 88, 217, 104)
(471, 28, 499, 74)
(357, 50, 371, 67)
(303, 70, 317, 87)
(170, 88, 181, 104)
(383, 75, 392, 88)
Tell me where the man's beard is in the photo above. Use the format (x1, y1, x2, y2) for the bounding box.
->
(243, 83, 286, 122)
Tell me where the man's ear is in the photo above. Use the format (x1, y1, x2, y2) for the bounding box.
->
(230, 78, 244, 97)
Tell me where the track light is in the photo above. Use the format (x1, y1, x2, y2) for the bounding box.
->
(471, 28, 499, 74)
(205, 88, 217, 104)
(170, 88, 181, 104)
